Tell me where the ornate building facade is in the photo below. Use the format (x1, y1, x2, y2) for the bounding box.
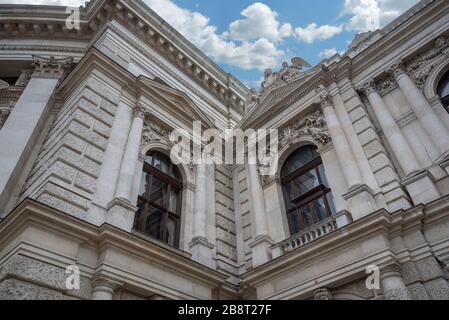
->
(1, 0, 449, 300)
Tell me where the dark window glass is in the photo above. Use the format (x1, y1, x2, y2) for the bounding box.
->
(281, 146, 336, 235)
(438, 71, 449, 112)
(134, 151, 182, 248)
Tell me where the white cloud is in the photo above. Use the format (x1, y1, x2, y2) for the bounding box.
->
(142, 0, 284, 71)
(226, 2, 292, 42)
(295, 23, 343, 44)
(343, 0, 419, 32)
(319, 48, 339, 59)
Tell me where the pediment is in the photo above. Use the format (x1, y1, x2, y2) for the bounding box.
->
(241, 68, 322, 129)
(137, 76, 215, 129)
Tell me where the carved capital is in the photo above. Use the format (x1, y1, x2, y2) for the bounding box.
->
(358, 80, 377, 96)
(31, 55, 74, 79)
(317, 91, 333, 109)
(314, 288, 334, 300)
(389, 60, 407, 79)
(133, 103, 146, 120)
(280, 110, 331, 148)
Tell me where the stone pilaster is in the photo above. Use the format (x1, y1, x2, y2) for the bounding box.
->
(88, 96, 134, 225)
(107, 104, 147, 231)
(360, 81, 440, 205)
(360, 81, 421, 177)
(190, 160, 215, 268)
(0, 55, 73, 215)
(320, 91, 377, 220)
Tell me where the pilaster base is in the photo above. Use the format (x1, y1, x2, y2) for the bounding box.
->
(343, 185, 378, 221)
(189, 236, 215, 269)
(249, 235, 274, 267)
(402, 170, 440, 205)
(106, 198, 138, 232)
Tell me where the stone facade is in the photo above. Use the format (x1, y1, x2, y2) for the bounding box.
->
(0, 0, 449, 300)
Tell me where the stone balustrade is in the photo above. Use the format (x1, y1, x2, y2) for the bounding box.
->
(274, 216, 338, 255)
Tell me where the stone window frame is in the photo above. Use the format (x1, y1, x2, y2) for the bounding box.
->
(280, 145, 336, 235)
(133, 150, 183, 248)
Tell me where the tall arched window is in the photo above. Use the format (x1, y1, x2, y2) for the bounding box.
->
(438, 71, 449, 112)
(134, 151, 183, 247)
(281, 146, 336, 235)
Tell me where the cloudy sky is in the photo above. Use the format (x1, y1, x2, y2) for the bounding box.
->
(0, 0, 420, 87)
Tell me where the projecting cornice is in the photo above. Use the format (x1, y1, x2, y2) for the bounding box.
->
(0, 0, 247, 113)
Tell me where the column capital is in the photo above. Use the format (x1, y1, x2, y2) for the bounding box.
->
(31, 55, 74, 79)
(388, 60, 407, 79)
(133, 103, 146, 120)
(357, 80, 377, 96)
(316, 90, 333, 109)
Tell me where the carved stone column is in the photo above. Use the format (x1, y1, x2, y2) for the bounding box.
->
(320, 92, 363, 190)
(360, 81, 440, 205)
(107, 104, 145, 231)
(361, 81, 421, 176)
(391, 61, 449, 157)
(0, 55, 73, 214)
(320, 91, 377, 220)
(91, 280, 119, 300)
(381, 266, 412, 300)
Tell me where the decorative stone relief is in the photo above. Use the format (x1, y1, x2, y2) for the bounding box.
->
(314, 288, 334, 300)
(412, 63, 437, 91)
(31, 55, 74, 79)
(407, 36, 449, 72)
(141, 119, 171, 150)
(279, 110, 331, 149)
(375, 75, 395, 94)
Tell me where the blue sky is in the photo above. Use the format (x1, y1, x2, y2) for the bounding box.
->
(0, 0, 420, 88)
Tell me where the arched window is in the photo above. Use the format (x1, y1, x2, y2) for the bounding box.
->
(134, 151, 183, 247)
(281, 146, 336, 235)
(438, 71, 449, 112)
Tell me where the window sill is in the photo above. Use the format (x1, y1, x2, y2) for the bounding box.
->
(131, 229, 191, 259)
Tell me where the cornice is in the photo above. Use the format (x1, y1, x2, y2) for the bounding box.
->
(0, 198, 228, 288)
(0, 0, 247, 114)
